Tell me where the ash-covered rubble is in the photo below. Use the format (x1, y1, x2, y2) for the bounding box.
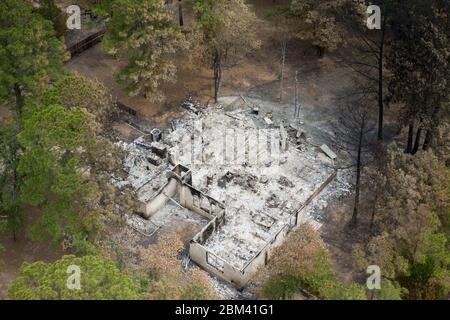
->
(113, 95, 341, 285)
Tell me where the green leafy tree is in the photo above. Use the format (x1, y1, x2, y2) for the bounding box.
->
(15, 100, 130, 249)
(36, 0, 67, 37)
(387, 0, 450, 154)
(103, 0, 188, 101)
(7, 255, 141, 299)
(0, 120, 24, 241)
(288, 0, 348, 56)
(402, 215, 450, 299)
(258, 224, 367, 300)
(192, 0, 261, 102)
(41, 73, 117, 128)
(355, 147, 450, 300)
(17, 104, 99, 246)
(0, 0, 66, 114)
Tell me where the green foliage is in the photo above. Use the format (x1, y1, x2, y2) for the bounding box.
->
(192, 0, 218, 31)
(265, 6, 291, 19)
(0, 243, 4, 271)
(0, 120, 25, 239)
(191, 0, 260, 58)
(283, 0, 348, 52)
(260, 274, 301, 300)
(17, 104, 100, 246)
(387, 0, 450, 146)
(401, 215, 450, 299)
(7, 255, 141, 299)
(191, 0, 260, 101)
(36, 0, 67, 37)
(260, 263, 368, 300)
(18, 104, 86, 204)
(103, 0, 188, 101)
(71, 237, 100, 256)
(367, 279, 405, 300)
(180, 283, 216, 300)
(0, 0, 66, 112)
(259, 225, 367, 300)
(261, 250, 367, 300)
(0, 71, 125, 247)
(40, 73, 116, 127)
(75, 0, 116, 17)
(357, 147, 450, 300)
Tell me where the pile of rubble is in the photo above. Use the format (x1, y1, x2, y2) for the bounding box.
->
(114, 96, 339, 272)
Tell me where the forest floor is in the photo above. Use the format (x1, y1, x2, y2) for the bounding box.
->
(0, 208, 64, 298)
(0, 0, 401, 299)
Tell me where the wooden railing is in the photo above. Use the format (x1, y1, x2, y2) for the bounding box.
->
(67, 28, 106, 57)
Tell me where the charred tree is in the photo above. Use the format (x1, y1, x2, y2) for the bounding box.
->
(334, 98, 376, 228)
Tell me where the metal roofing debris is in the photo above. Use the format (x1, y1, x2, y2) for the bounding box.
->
(320, 144, 337, 160)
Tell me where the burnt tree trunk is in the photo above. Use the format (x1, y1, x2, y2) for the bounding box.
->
(412, 127, 422, 155)
(279, 38, 287, 102)
(294, 70, 300, 118)
(405, 123, 414, 154)
(316, 46, 325, 57)
(213, 52, 223, 103)
(377, 15, 387, 141)
(423, 103, 442, 151)
(178, 0, 184, 26)
(350, 120, 365, 228)
(422, 129, 432, 151)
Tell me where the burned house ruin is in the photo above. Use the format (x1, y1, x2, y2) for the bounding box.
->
(114, 96, 337, 288)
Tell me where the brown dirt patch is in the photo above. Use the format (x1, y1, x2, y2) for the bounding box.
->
(0, 208, 65, 299)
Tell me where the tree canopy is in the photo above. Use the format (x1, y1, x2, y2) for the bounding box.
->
(40, 73, 117, 128)
(0, 0, 66, 114)
(258, 224, 367, 300)
(7, 255, 141, 299)
(192, 0, 261, 102)
(103, 0, 188, 101)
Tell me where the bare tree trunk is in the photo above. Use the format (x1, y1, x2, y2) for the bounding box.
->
(351, 122, 364, 228)
(316, 45, 325, 57)
(377, 56, 384, 141)
(377, 16, 386, 141)
(14, 84, 24, 116)
(422, 129, 432, 151)
(279, 38, 287, 102)
(294, 70, 300, 118)
(405, 123, 414, 154)
(213, 52, 223, 103)
(178, 0, 184, 26)
(412, 127, 422, 155)
(423, 103, 441, 151)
